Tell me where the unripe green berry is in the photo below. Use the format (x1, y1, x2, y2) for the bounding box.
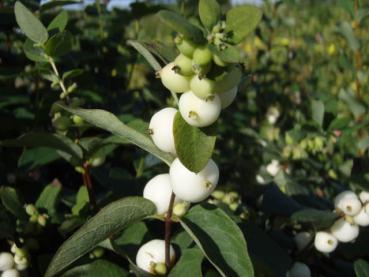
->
(52, 116, 72, 131)
(89, 155, 105, 167)
(159, 62, 190, 93)
(175, 36, 197, 58)
(213, 54, 228, 67)
(174, 54, 194, 76)
(190, 75, 215, 99)
(193, 47, 213, 66)
(154, 263, 167, 275)
(25, 204, 38, 217)
(72, 115, 84, 126)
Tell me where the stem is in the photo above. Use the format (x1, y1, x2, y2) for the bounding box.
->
(164, 193, 176, 269)
(82, 162, 98, 212)
(47, 56, 68, 98)
(170, 90, 179, 107)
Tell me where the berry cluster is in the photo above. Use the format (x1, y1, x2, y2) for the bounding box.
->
(314, 190, 369, 253)
(135, 20, 244, 275)
(0, 245, 29, 277)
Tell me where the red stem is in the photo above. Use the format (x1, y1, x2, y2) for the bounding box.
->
(83, 162, 98, 212)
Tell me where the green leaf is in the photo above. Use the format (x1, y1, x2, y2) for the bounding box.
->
(61, 259, 129, 277)
(41, 0, 81, 12)
(62, 69, 83, 80)
(338, 22, 360, 51)
(291, 209, 339, 229)
(225, 5, 262, 44)
(18, 147, 60, 170)
(180, 204, 254, 277)
(173, 112, 216, 173)
(36, 180, 61, 217)
(60, 106, 174, 166)
(311, 99, 325, 127)
(158, 10, 205, 44)
(209, 44, 240, 63)
(128, 40, 162, 71)
(23, 39, 48, 62)
(0, 187, 27, 220)
(47, 10, 69, 32)
(45, 197, 156, 277)
(14, 1, 48, 44)
(199, 0, 221, 30)
(168, 248, 203, 277)
(71, 186, 89, 216)
(45, 31, 73, 57)
(0, 132, 83, 163)
(354, 259, 369, 277)
(339, 89, 365, 119)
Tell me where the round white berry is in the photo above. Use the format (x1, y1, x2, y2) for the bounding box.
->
(0, 252, 15, 271)
(314, 231, 338, 253)
(217, 86, 238, 109)
(359, 191, 369, 204)
(287, 262, 311, 277)
(353, 203, 369, 227)
(330, 218, 359, 243)
(178, 91, 221, 127)
(159, 62, 190, 93)
(170, 158, 219, 203)
(149, 108, 177, 155)
(294, 232, 312, 251)
(136, 239, 175, 275)
(143, 174, 182, 215)
(1, 270, 20, 277)
(334, 191, 362, 216)
(266, 160, 280, 177)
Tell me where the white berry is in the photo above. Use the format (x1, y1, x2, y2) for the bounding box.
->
(314, 231, 338, 253)
(353, 203, 369, 227)
(266, 160, 280, 177)
(149, 108, 177, 155)
(159, 62, 190, 93)
(294, 232, 312, 251)
(170, 158, 219, 203)
(359, 191, 369, 204)
(143, 174, 181, 215)
(287, 262, 311, 277)
(330, 218, 359, 243)
(136, 239, 175, 275)
(334, 191, 362, 216)
(0, 252, 15, 271)
(218, 86, 238, 109)
(178, 91, 221, 127)
(1, 270, 20, 277)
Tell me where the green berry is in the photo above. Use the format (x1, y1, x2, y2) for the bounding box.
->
(174, 54, 194, 76)
(193, 46, 213, 66)
(213, 54, 228, 67)
(175, 36, 197, 58)
(190, 75, 215, 100)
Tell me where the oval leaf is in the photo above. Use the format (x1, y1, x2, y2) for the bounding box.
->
(291, 209, 339, 229)
(225, 5, 262, 44)
(209, 44, 240, 63)
(173, 112, 216, 173)
(0, 187, 27, 220)
(45, 197, 156, 277)
(128, 40, 162, 71)
(23, 39, 48, 62)
(45, 31, 73, 57)
(61, 259, 129, 277)
(199, 0, 221, 30)
(354, 259, 369, 277)
(61, 106, 174, 166)
(14, 1, 48, 44)
(180, 204, 254, 277)
(47, 10, 69, 32)
(158, 10, 205, 44)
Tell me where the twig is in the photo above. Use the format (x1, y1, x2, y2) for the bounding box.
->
(164, 193, 176, 269)
(82, 162, 98, 212)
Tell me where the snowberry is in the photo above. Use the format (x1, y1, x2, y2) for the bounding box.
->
(217, 86, 238, 109)
(266, 160, 280, 177)
(287, 262, 311, 277)
(213, 54, 228, 67)
(0, 252, 15, 271)
(175, 36, 197, 58)
(190, 75, 215, 99)
(136, 239, 175, 275)
(1, 270, 20, 277)
(149, 108, 177, 155)
(174, 54, 194, 76)
(214, 66, 242, 93)
(143, 174, 181, 215)
(170, 158, 219, 203)
(353, 203, 369, 226)
(89, 154, 105, 167)
(314, 231, 338, 253)
(178, 91, 221, 127)
(334, 191, 362, 216)
(359, 191, 369, 204)
(330, 218, 359, 243)
(294, 232, 312, 251)
(266, 106, 280, 125)
(193, 46, 212, 66)
(159, 62, 190, 93)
